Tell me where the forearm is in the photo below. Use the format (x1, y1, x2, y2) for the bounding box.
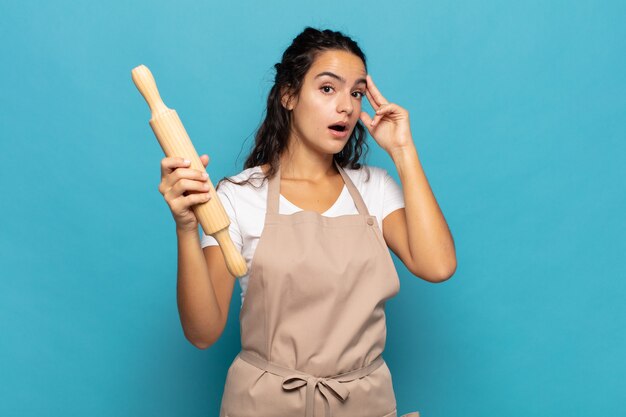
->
(176, 227, 222, 348)
(390, 144, 457, 279)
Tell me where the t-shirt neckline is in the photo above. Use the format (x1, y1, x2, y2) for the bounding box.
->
(280, 184, 347, 216)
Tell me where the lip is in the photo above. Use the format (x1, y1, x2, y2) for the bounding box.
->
(328, 126, 350, 138)
(328, 121, 350, 138)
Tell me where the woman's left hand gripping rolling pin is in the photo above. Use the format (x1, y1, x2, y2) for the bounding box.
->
(131, 64, 248, 278)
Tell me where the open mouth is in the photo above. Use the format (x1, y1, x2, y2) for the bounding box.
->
(328, 124, 347, 132)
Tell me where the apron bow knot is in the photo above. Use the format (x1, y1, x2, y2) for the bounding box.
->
(238, 351, 385, 417)
(282, 374, 350, 417)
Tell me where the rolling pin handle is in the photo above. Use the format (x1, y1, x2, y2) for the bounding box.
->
(211, 228, 248, 278)
(131, 65, 169, 117)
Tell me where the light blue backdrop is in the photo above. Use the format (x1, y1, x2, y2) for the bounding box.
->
(1, 0, 624, 416)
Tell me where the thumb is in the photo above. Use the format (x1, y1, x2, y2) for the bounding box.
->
(200, 154, 210, 167)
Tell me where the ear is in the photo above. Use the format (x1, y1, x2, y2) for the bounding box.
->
(280, 86, 295, 111)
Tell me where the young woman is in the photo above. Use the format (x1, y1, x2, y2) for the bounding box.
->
(158, 27, 455, 417)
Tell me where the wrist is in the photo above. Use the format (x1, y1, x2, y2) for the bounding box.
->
(176, 224, 199, 237)
(390, 144, 419, 165)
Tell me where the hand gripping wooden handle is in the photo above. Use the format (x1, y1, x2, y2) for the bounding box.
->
(131, 64, 248, 278)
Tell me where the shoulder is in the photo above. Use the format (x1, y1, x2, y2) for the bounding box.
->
(215, 166, 266, 193)
(213, 166, 269, 216)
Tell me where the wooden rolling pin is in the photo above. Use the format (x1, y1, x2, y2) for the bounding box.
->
(131, 64, 247, 278)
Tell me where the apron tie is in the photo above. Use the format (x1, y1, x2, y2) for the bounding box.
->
(239, 350, 384, 417)
(282, 374, 350, 417)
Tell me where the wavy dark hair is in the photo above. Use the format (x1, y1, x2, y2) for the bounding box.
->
(217, 26, 370, 190)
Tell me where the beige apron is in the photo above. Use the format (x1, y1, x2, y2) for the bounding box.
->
(219, 160, 420, 417)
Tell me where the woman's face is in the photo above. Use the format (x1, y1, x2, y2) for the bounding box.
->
(283, 49, 367, 156)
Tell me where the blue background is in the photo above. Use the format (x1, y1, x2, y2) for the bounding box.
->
(1, 0, 624, 416)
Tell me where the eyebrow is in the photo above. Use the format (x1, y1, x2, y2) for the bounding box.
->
(314, 71, 367, 86)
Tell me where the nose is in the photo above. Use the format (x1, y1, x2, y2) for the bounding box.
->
(337, 91, 354, 115)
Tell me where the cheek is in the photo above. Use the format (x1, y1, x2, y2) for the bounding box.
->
(298, 94, 326, 118)
(353, 99, 363, 116)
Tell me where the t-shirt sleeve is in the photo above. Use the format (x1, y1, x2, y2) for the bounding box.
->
(200, 181, 243, 253)
(382, 169, 405, 219)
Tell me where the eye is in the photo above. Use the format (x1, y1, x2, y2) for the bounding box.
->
(321, 85, 364, 99)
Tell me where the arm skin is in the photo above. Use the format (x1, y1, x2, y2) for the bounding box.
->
(176, 228, 232, 349)
(382, 144, 457, 283)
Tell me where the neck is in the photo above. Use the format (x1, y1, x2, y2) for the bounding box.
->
(279, 138, 338, 182)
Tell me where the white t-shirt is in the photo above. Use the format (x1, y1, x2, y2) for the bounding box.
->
(200, 164, 405, 306)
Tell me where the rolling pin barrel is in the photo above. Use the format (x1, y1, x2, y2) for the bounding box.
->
(131, 64, 248, 278)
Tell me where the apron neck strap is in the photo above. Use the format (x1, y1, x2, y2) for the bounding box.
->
(267, 160, 370, 216)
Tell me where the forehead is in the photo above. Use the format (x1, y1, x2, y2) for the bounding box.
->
(307, 50, 366, 81)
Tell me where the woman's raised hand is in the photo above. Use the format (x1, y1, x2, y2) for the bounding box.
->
(158, 154, 212, 232)
(359, 74, 414, 155)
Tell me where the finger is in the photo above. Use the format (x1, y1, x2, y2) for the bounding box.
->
(370, 103, 391, 127)
(366, 74, 388, 106)
(186, 192, 212, 206)
(171, 177, 211, 199)
(372, 103, 401, 127)
(164, 167, 208, 192)
(200, 154, 210, 167)
(165, 168, 209, 184)
(359, 111, 373, 127)
(161, 156, 190, 178)
(359, 111, 377, 134)
(171, 191, 211, 213)
(365, 87, 380, 110)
